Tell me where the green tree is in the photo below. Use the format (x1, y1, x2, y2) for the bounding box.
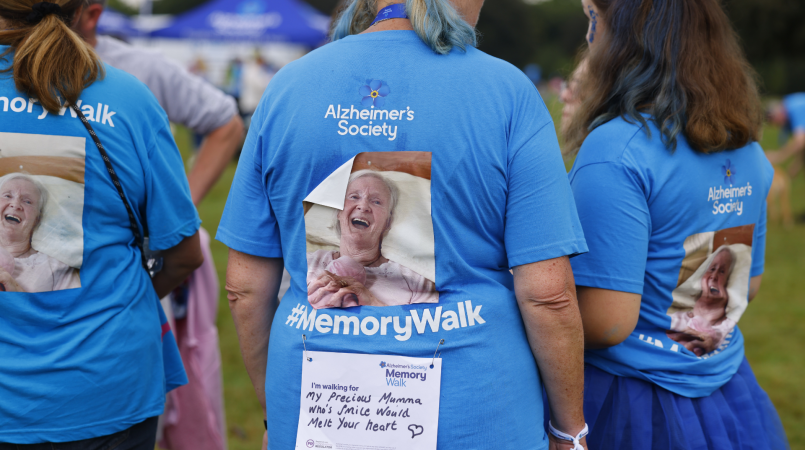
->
(520, 0, 588, 78)
(724, 0, 805, 95)
(305, 0, 574, 74)
(474, 0, 539, 70)
(140, 0, 805, 94)
(108, 0, 137, 15)
(152, 0, 209, 15)
(304, 0, 339, 15)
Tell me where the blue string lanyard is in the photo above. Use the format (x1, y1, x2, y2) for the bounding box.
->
(370, 3, 408, 27)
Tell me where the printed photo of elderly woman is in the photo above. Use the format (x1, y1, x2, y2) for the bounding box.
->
(0, 173, 80, 292)
(304, 153, 438, 309)
(666, 226, 754, 356)
(667, 246, 737, 356)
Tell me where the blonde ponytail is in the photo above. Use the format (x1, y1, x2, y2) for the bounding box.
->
(0, 0, 104, 113)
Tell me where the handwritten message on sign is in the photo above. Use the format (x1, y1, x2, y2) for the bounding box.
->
(295, 351, 442, 450)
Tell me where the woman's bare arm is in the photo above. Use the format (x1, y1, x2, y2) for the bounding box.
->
(513, 256, 587, 449)
(577, 287, 641, 349)
(766, 131, 805, 164)
(749, 275, 762, 302)
(581, 274, 762, 349)
(225, 249, 283, 416)
(150, 231, 203, 298)
(187, 115, 245, 205)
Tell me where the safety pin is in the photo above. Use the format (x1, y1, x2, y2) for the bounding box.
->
(430, 339, 444, 368)
(302, 334, 312, 362)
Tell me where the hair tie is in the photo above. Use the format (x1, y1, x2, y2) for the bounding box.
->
(26, 2, 64, 24)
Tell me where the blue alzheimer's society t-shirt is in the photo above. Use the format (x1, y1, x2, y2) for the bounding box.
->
(569, 116, 772, 398)
(217, 31, 586, 449)
(0, 47, 199, 442)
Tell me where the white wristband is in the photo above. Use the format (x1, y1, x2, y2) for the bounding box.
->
(548, 421, 589, 450)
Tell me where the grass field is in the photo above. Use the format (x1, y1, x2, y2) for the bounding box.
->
(173, 98, 805, 450)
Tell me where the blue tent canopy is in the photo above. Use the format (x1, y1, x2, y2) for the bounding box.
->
(97, 7, 141, 37)
(149, 0, 330, 47)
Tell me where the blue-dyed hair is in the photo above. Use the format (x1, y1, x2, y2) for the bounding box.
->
(566, 0, 762, 154)
(330, 0, 476, 55)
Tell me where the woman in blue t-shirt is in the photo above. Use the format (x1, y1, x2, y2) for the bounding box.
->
(219, 1, 589, 449)
(564, 0, 789, 448)
(0, 0, 202, 446)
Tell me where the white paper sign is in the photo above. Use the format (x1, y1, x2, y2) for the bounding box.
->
(295, 351, 442, 450)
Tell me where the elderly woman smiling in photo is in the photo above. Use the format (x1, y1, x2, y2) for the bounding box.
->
(667, 247, 737, 356)
(0, 173, 79, 292)
(306, 170, 437, 309)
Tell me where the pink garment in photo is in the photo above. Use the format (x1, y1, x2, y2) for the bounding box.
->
(13, 251, 80, 292)
(669, 310, 736, 350)
(160, 229, 227, 450)
(307, 249, 438, 306)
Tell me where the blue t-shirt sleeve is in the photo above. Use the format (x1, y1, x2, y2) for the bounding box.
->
(750, 198, 767, 277)
(144, 123, 201, 251)
(569, 162, 650, 294)
(216, 110, 282, 258)
(504, 94, 587, 268)
(784, 95, 805, 132)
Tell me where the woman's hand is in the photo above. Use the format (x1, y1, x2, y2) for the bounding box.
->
(326, 271, 382, 307)
(666, 328, 717, 356)
(151, 231, 203, 298)
(307, 271, 382, 308)
(307, 271, 347, 309)
(0, 268, 24, 292)
(686, 328, 718, 356)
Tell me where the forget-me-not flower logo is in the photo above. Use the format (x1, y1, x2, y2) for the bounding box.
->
(360, 79, 390, 108)
(379, 361, 387, 368)
(722, 159, 736, 185)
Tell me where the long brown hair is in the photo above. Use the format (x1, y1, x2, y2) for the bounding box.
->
(565, 0, 762, 154)
(0, 0, 103, 113)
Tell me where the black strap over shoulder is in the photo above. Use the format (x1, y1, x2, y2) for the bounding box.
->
(70, 104, 148, 270)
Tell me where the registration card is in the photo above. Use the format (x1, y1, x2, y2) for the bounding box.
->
(295, 351, 442, 450)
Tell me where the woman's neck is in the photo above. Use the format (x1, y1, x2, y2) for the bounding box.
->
(0, 234, 32, 258)
(693, 295, 728, 325)
(336, 245, 387, 267)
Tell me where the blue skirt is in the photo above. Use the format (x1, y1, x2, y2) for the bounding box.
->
(544, 358, 790, 449)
